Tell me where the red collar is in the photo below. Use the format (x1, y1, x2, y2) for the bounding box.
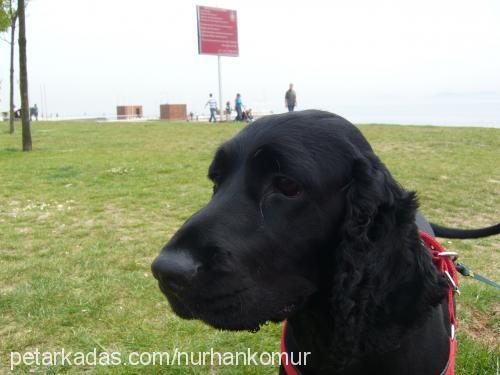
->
(281, 231, 458, 375)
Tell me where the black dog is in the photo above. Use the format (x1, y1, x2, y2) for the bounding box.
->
(152, 110, 499, 374)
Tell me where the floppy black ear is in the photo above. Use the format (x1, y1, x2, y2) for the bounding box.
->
(327, 152, 448, 364)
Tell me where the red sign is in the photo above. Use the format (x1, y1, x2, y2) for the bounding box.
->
(197, 6, 239, 57)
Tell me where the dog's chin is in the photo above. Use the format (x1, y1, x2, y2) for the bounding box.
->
(205, 301, 306, 332)
(167, 296, 271, 331)
(197, 308, 290, 332)
(159, 280, 314, 332)
(201, 315, 264, 332)
(165, 294, 196, 320)
(169, 293, 304, 332)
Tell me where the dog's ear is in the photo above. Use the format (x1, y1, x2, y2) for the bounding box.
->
(327, 151, 448, 364)
(341, 155, 402, 240)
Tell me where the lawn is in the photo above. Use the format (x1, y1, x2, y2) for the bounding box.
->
(0, 120, 498, 374)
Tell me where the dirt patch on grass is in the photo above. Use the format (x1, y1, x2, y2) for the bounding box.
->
(458, 303, 499, 349)
(0, 284, 17, 294)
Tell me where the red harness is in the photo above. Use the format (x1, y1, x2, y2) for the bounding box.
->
(420, 231, 458, 375)
(281, 231, 458, 375)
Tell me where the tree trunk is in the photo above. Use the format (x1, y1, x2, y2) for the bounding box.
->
(18, 0, 31, 151)
(9, 13, 17, 134)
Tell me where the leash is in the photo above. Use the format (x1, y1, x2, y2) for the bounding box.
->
(455, 263, 500, 289)
(430, 248, 499, 290)
(424, 247, 499, 290)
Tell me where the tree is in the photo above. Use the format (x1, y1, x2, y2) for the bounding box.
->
(18, 0, 30, 150)
(0, 2, 10, 127)
(7, 1, 18, 134)
(0, 1, 10, 31)
(1, 0, 19, 134)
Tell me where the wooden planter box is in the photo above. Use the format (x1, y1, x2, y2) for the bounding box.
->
(160, 104, 187, 121)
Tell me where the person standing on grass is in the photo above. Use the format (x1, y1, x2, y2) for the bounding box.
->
(205, 93, 218, 123)
(30, 104, 39, 121)
(225, 101, 232, 122)
(235, 93, 243, 121)
(285, 83, 297, 112)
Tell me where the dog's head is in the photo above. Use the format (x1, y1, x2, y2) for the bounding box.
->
(152, 110, 446, 334)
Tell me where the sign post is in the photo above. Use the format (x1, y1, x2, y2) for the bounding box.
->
(197, 6, 239, 121)
(218, 56, 222, 121)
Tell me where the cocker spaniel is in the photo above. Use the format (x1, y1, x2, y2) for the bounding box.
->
(152, 110, 498, 375)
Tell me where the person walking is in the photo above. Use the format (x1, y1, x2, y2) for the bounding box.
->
(205, 93, 218, 123)
(30, 104, 39, 120)
(235, 93, 243, 121)
(285, 83, 297, 112)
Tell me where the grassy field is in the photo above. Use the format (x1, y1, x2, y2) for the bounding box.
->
(0, 120, 498, 374)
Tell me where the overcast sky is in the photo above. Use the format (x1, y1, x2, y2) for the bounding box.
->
(1, 0, 499, 125)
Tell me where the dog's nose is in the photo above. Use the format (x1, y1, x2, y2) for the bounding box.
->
(151, 251, 200, 290)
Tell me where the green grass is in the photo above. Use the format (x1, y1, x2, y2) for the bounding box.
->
(0, 120, 498, 374)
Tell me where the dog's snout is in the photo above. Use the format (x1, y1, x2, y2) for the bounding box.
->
(151, 251, 200, 289)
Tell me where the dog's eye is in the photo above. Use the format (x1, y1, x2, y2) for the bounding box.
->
(273, 176, 302, 197)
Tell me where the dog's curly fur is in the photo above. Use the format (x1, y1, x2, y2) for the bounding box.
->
(152, 110, 451, 374)
(326, 155, 448, 369)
